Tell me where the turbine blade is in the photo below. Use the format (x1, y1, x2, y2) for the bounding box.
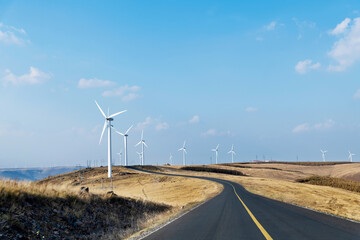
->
(109, 110, 127, 118)
(135, 141, 141, 147)
(125, 125, 133, 135)
(115, 130, 125, 136)
(99, 120, 107, 144)
(143, 142, 148, 148)
(183, 141, 186, 148)
(184, 149, 187, 154)
(141, 130, 144, 140)
(95, 101, 106, 118)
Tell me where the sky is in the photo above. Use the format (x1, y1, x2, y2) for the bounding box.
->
(1, 0, 360, 168)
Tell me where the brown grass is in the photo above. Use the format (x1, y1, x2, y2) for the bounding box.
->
(248, 161, 352, 166)
(181, 166, 246, 176)
(297, 175, 360, 193)
(0, 179, 170, 239)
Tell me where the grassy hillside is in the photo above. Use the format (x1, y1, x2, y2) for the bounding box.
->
(0, 179, 170, 239)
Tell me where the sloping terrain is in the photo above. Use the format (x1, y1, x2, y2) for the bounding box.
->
(0, 179, 169, 240)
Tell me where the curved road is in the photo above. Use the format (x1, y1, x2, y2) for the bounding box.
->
(129, 167, 360, 240)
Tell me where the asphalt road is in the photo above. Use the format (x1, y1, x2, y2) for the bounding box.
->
(129, 167, 360, 240)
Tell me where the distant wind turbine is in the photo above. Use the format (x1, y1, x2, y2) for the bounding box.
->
(135, 130, 147, 165)
(178, 141, 187, 165)
(211, 144, 219, 164)
(169, 153, 173, 165)
(115, 125, 133, 166)
(320, 149, 327, 162)
(348, 151, 355, 162)
(117, 151, 122, 166)
(136, 152, 142, 165)
(228, 144, 236, 163)
(95, 100, 126, 178)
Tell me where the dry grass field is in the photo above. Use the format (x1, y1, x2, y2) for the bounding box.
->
(1, 166, 222, 239)
(162, 162, 360, 222)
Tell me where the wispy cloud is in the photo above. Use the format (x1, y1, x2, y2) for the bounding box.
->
(2, 67, 51, 86)
(102, 84, 141, 101)
(265, 21, 277, 31)
(295, 59, 321, 74)
(328, 17, 360, 71)
(292, 119, 335, 133)
(245, 107, 258, 112)
(189, 115, 200, 123)
(135, 116, 169, 131)
(292, 18, 316, 39)
(329, 18, 351, 35)
(353, 89, 360, 99)
(78, 78, 115, 88)
(0, 22, 27, 45)
(156, 122, 169, 131)
(201, 129, 233, 137)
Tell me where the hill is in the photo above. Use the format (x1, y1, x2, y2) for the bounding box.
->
(0, 167, 81, 181)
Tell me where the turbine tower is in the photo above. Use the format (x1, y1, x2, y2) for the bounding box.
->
(320, 149, 327, 162)
(228, 144, 236, 163)
(178, 141, 187, 165)
(95, 100, 126, 178)
(169, 153, 173, 165)
(135, 130, 147, 165)
(117, 151, 122, 166)
(136, 152, 142, 165)
(348, 151, 355, 162)
(211, 144, 219, 164)
(115, 125, 133, 166)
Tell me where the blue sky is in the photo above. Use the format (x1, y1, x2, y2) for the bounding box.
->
(1, 0, 360, 167)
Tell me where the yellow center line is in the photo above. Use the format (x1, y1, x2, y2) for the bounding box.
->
(230, 183, 273, 240)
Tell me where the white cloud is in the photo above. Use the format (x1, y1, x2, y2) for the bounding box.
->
(295, 59, 321, 74)
(265, 21, 277, 31)
(2, 67, 51, 86)
(78, 78, 115, 88)
(136, 117, 152, 130)
(292, 119, 335, 133)
(189, 115, 200, 123)
(201, 129, 233, 137)
(328, 18, 360, 71)
(156, 122, 169, 131)
(0, 23, 27, 45)
(354, 89, 360, 99)
(245, 107, 258, 112)
(329, 18, 351, 35)
(102, 84, 140, 101)
(135, 116, 169, 131)
(292, 123, 310, 133)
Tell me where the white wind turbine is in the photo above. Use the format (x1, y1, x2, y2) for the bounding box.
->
(136, 152, 142, 165)
(178, 141, 187, 166)
(228, 144, 236, 163)
(169, 153, 173, 165)
(348, 151, 355, 162)
(211, 144, 219, 164)
(115, 125, 133, 166)
(320, 149, 327, 162)
(95, 100, 126, 178)
(117, 151, 122, 166)
(135, 130, 148, 165)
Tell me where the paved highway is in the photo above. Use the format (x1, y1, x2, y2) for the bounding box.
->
(129, 167, 360, 240)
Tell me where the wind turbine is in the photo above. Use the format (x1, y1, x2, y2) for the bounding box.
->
(320, 149, 327, 162)
(95, 100, 126, 178)
(115, 125, 133, 166)
(348, 151, 355, 162)
(136, 152, 142, 165)
(117, 151, 122, 166)
(169, 153, 173, 165)
(211, 144, 219, 164)
(178, 141, 187, 165)
(228, 144, 236, 163)
(135, 130, 148, 165)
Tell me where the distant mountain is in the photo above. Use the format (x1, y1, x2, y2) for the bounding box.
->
(0, 166, 82, 181)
